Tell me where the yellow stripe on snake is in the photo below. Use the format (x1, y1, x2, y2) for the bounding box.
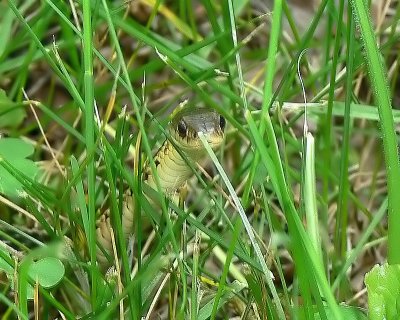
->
(95, 107, 225, 267)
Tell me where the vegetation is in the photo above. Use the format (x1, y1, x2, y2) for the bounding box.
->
(0, 0, 399, 318)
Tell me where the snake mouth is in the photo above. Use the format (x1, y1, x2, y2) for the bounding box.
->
(198, 131, 224, 149)
(171, 131, 224, 156)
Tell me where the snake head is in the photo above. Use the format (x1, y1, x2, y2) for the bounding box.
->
(169, 107, 225, 156)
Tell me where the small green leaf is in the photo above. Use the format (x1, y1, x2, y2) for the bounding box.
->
(365, 263, 400, 320)
(28, 257, 65, 289)
(0, 138, 38, 198)
(0, 90, 26, 128)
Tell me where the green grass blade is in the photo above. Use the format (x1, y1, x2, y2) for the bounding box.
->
(351, 0, 400, 264)
(335, 4, 356, 261)
(198, 132, 285, 320)
(81, 0, 98, 306)
(242, 0, 283, 206)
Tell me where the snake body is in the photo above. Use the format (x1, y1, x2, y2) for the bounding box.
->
(96, 107, 225, 266)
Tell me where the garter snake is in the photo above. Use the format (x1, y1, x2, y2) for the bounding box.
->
(96, 106, 226, 266)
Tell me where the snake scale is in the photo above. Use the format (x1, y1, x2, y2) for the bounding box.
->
(95, 107, 226, 266)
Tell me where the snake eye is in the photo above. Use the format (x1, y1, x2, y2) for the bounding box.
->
(219, 116, 226, 130)
(177, 120, 187, 138)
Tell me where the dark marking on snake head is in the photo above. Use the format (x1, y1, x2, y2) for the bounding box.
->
(177, 120, 187, 138)
(155, 159, 160, 167)
(219, 116, 226, 131)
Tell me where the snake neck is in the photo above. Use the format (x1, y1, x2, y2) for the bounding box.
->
(144, 140, 202, 194)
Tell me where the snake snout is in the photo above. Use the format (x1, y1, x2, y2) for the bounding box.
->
(199, 131, 224, 149)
